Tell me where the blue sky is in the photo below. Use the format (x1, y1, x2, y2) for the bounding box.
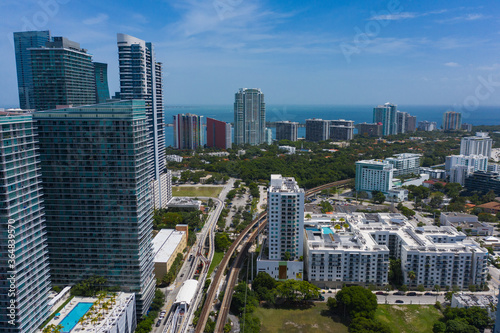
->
(1, 0, 500, 107)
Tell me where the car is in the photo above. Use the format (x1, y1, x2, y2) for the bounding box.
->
(395, 300, 404, 304)
(156, 320, 162, 327)
(394, 291, 406, 295)
(407, 292, 417, 296)
(424, 292, 435, 296)
(375, 291, 386, 295)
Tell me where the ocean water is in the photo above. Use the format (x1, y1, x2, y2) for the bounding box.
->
(164, 105, 500, 147)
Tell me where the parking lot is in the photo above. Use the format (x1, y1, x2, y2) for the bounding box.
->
(318, 289, 446, 305)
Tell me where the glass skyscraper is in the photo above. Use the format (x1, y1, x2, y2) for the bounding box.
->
(33, 100, 156, 317)
(117, 34, 166, 199)
(0, 110, 51, 333)
(373, 103, 398, 136)
(234, 88, 266, 145)
(13, 30, 51, 109)
(93, 62, 110, 104)
(30, 36, 96, 110)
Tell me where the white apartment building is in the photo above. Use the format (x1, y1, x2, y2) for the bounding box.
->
(304, 214, 389, 288)
(386, 153, 422, 177)
(460, 132, 493, 158)
(279, 145, 296, 154)
(355, 160, 394, 193)
(303, 213, 488, 289)
(165, 154, 184, 163)
(257, 175, 305, 280)
(445, 154, 488, 185)
(151, 171, 173, 209)
(420, 167, 446, 180)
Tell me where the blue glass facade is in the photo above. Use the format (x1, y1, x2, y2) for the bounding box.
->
(93, 62, 110, 104)
(117, 34, 166, 205)
(0, 112, 51, 333)
(13, 31, 51, 109)
(33, 100, 155, 317)
(30, 37, 96, 111)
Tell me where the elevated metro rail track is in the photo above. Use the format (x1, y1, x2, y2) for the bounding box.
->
(195, 178, 353, 333)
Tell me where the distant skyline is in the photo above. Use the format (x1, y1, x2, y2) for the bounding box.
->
(1, 0, 500, 109)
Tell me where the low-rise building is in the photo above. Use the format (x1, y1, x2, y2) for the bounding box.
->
(420, 167, 446, 180)
(440, 212, 494, 236)
(152, 228, 188, 279)
(451, 293, 497, 319)
(166, 197, 202, 210)
(303, 212, 488, 289)
(166, 155, 184, 163)
(279, 145, 296, 154)
(477, 202, 500, 215)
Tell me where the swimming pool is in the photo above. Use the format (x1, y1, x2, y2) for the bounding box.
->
(322, 227, 334, 235)
(59, 302, 93, 333)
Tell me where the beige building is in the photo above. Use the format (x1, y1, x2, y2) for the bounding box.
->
(152, 227, 187, 279)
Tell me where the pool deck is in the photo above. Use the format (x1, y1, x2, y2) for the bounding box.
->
(46, 297, 95, 332)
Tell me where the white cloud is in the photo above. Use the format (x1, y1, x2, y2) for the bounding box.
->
(369, 12, 417, 21)
(437, 13, 486, 23)
(369, 9, 448, 21)
(445, 62, 460, 67)
(477, 64, 500, 71)
(83, 13, 109, 25)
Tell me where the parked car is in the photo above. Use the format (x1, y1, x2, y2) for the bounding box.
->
(375, 291, 387, 295)
(407, 292, 417, 296)
(395, 300, 404, 304)
(394, 291, 406, 295)
(156, 320, 162, 327)
(424, 292, 435, 296)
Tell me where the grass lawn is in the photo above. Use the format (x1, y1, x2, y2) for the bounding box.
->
(172, 186, 223, 198)
(208, 251, 224, 276)
(375, 304, 443, 333)
(254, 303, 348, 333)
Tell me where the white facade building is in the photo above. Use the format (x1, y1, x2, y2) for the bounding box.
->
(303, 213, 488, 289)
(460, 132, 493, 158)
(278, 145, 296, 154)
(257, 175, 305, 280)
(151, 171, 172, 209)
(386, 153, 422, 176)
(419, 167, 446, 180)
(355, 160, 394, 193)
(445, 154, 488, 185)
(165, 155, 184, 163)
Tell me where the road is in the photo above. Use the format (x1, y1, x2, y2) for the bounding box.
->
(153, 179, 235, 333)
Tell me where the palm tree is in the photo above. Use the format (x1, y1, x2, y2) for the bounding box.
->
(408, 271, 416, 288)
(343, 223, 349, 230)
(434, 284, 441, 302)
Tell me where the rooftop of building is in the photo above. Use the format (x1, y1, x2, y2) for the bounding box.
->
(304, 212, 485, 254)
(355, 159, 392, 167)
(153, 229, 186, 263)
(387, 153, 422, 159)
(269, 174, 303, 194)
(166, 197, 201, 208)
(452, 293, 497, 307)
(44, 292, 135, 333)
(477, 201, 500, 210)
(441, 212, 478, 218)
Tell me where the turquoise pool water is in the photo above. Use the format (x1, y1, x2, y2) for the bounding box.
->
(306, 227, 320, 232)
(60, 302, 93, 332)
(322, 227, 334, 235)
